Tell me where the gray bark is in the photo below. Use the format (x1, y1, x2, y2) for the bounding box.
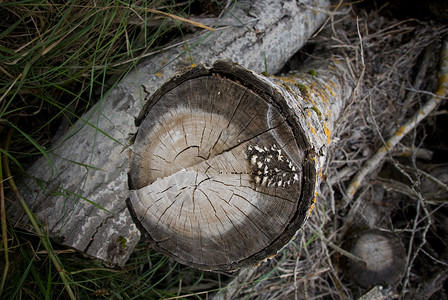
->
(8, 0, 331, 266)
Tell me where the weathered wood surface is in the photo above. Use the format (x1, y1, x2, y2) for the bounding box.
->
(8, 0, 331, 266)
(128, 60, 351, 271)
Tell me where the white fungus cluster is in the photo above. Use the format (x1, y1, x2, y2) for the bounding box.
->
(247, 144, 299, 188)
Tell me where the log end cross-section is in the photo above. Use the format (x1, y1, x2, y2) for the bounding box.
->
(127, 61, 317, 271)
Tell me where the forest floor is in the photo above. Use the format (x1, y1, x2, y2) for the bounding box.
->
(1, 0, 448, 299)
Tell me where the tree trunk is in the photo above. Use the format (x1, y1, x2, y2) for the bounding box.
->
(8, 0, 331, 266)
(127, 60, 351, 271)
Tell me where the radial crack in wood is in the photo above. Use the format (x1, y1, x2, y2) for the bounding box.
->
(127, 60, 350, 271)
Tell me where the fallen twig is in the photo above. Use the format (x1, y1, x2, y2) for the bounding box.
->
(400, 192, 431, 297)
(343, 40, 448, 207)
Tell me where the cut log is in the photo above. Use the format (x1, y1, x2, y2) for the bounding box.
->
(127, 60, 351, 271)
(347, 229, 406, 288)
(8, 0, 332, 266)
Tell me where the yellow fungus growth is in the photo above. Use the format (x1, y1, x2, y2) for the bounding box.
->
(396, 125, 406, 136)
(314, 87, 329, 104)
(435, 74, 447, 98)
(155, 72, 164, 77)
(308, 204, 315, 215)
(378, 145, 387, 153)
(267, 254, 277, 259)
(308, 182, 319, 215)
(273, 75, 298, 85)
(260, 253, 278, 264)
(323, 122, 331, 144)
(349, 181, 359, 195)
(307, 122, 316, 135)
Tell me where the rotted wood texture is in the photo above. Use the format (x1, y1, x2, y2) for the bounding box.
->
(128, 60, 351, 271)
(8, 0, 331, 266)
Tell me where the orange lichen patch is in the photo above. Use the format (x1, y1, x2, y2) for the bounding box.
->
(323, 122, 331, 144)
(435, 74, 447, 98)
(319, 84, 332, 98)
(310, 82, 324, 95)
(267, 253, 277, 260)
(308, 186, 319, 216)
(349, 181, 359, 195)
(260, 253, 278, 264)
(396, 125, 406, 136)
(419, 109, 425, 115)
(377, 145, 387, 154)
(307, 94, 316, 105)
(313, 87, 322, 98)
(308, 203, 315, 215)
(307, 110, 313, 117)
(307, 122, 316, 135)
(327, 81, 338, 96)
(312, 86, 329, 104)
(325, 81, 336, 97)
(155, 72, 164, 77)
(386, 141, 392, 149)
(274, 75, 299, 85)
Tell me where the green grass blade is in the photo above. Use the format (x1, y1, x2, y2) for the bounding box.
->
(5, 121, 54, 174)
